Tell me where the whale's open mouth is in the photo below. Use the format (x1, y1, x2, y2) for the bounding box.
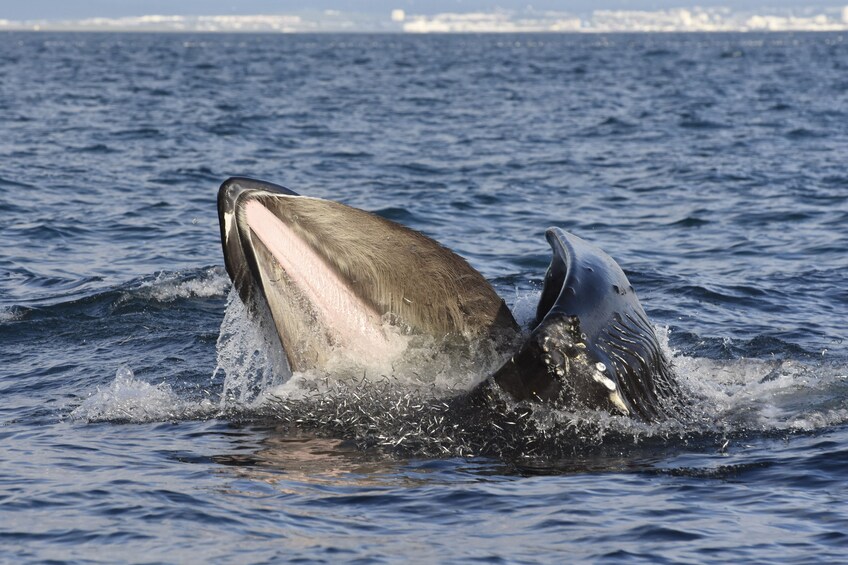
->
(218, 177, 686, 422)
(217, 177, 517, 374)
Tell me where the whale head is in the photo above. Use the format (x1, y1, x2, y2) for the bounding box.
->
(490, 228, 684, 420)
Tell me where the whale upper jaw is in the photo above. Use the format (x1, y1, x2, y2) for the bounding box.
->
(218, 177, 298, 309)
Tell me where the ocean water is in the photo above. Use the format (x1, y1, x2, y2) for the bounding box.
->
(1, 31, 847, 562)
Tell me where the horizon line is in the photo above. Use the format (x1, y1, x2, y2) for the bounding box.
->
(2, 8, 848, 34)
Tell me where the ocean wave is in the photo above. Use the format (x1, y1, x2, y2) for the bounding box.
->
(121, 267, 230, 304)
(0, 267, 230, 321)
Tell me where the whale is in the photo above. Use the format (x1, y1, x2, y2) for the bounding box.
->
(217, 177, 685, 421)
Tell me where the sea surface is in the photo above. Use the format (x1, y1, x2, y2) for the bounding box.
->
(1, 31, 847, 563)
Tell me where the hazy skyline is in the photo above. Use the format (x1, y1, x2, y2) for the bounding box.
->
(3, 2, 848, 33)
(4, 1, 848, 20)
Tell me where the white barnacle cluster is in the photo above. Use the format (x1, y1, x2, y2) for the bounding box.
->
(535, 316, 633, 416)
(540, 333, 568, 379)
(538, 317, 592, 392)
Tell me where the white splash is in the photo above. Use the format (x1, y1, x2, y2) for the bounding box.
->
(208, 275, 848, 443)
(70, 366, 214, 423)
(658, 326, 848, 433)
(216, 282, 848, 438)
(214, 288, 291, 408)
(506, 286, 542, 328)
(0, 307, 21, 323)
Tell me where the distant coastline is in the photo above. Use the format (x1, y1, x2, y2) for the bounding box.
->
(2, 7, 848, 34)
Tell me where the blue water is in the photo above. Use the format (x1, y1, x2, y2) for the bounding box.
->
(2, 31, 847, 562)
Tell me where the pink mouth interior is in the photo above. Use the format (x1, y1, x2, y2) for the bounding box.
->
(244, 199, 396, 363)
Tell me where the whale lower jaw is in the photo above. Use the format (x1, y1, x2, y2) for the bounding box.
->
(217, 177, 518, 374)
(244, 198, 403, 368)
